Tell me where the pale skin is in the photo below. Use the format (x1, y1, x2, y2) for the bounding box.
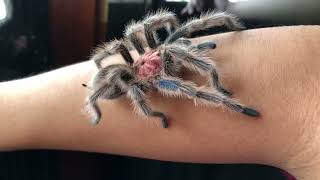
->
(1, 26, 320, 179)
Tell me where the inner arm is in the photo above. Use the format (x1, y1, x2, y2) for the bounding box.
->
(1, 26, 320, 179)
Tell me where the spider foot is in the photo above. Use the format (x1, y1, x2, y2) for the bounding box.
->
(152, 112, 169, 128)
(90, 117, 101, 126)
(197, 42, 216, 50)
(241, 107, 260, 117)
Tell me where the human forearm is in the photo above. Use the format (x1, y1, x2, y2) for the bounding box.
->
(1, 25, 320, 179)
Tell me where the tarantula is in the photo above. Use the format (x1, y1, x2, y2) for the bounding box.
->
(84, 10, 259, 128)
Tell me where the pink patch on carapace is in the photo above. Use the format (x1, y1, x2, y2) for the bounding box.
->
(135, 51, 163, 79)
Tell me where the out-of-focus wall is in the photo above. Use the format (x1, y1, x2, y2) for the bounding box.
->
(231, 0, 320, 24)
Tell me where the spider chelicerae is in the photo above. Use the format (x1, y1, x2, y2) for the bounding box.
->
(84, 10, 260, 128)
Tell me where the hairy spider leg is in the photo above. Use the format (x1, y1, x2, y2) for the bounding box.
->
(143, 9, 180, 49)
(173, 38, 217, 52)
(166, 12, 245, 44)
(154, 77, 259, 117)
(125, 22, 146, 55)
(125, 10, 180, 53)
(161, 50, 182, 77)
(194, 42, 217, 50)
(165, 45, 232, 96)
(92, 39, 134, 69)
(128, 84, 169, 128)
(175, 38, 192, 46)
(86, 83, 105, 125)
(86, 65, 135, 125)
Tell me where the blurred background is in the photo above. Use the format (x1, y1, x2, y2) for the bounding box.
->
(1, 0, 319, 179)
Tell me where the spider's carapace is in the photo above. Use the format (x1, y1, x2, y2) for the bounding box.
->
(135, 51, 163, 79)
